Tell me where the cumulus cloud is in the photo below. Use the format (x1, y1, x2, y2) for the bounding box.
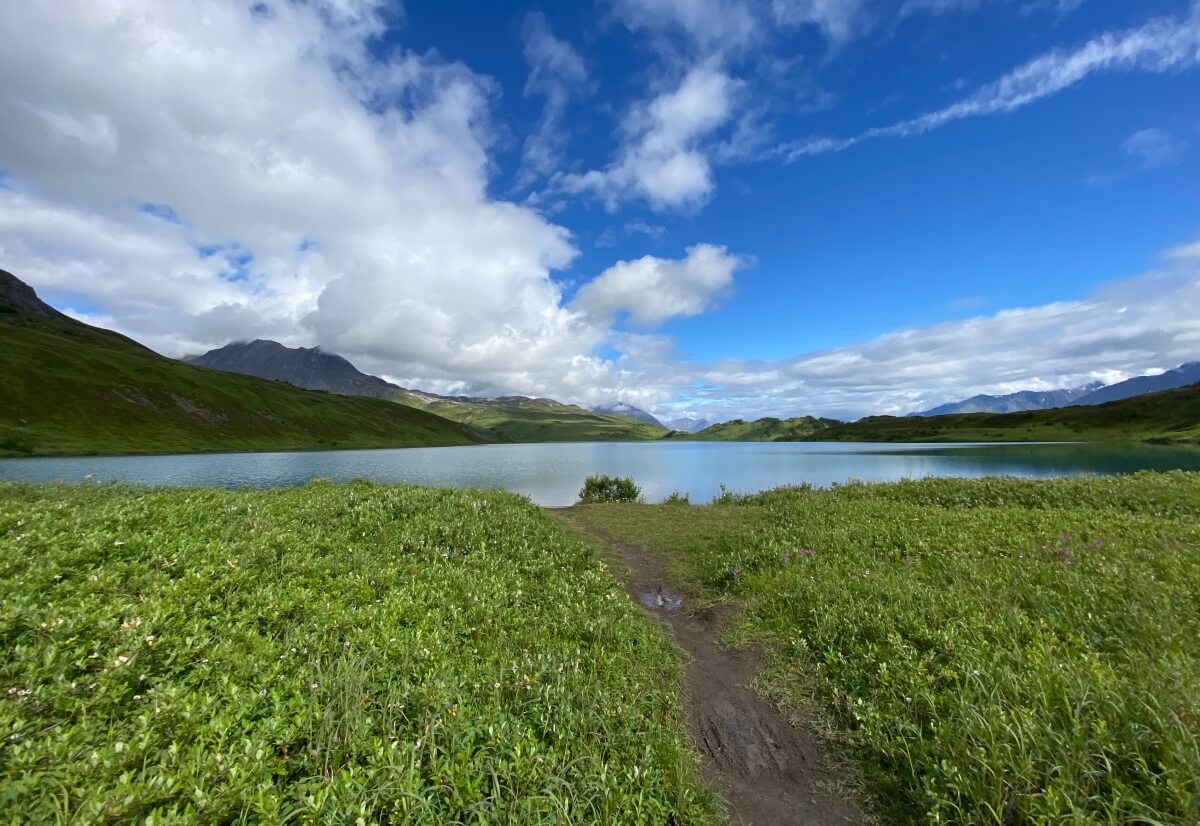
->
(780, 2, 1200, 160)
(560, 63, 741, 211)
(572, 244, 744, 325)
(0, 0, 644, 401)
(1122, 128, 1188, 169)
(625, 245, 1200, 421)
(518, 13, 588, 187)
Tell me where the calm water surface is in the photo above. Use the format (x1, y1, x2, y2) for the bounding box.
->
(3, 441, 1199, 506)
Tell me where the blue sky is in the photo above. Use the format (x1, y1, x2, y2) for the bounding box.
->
(1, 0, 1198, 420)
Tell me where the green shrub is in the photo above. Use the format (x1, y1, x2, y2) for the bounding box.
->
(578, 475, 641, 503)
(662, 491, 691, 505)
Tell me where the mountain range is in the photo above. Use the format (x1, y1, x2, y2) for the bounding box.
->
(664, 417, 714, 433)
(187, 340, 667, 443)
(1074, 362, 1200, 406)
(5, 267, 1199, 455)
(915, 365, 1200, 416)
(915, 383, 1104, 416)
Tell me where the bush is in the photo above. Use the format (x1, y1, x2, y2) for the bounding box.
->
(662, 491, 691, 505)
(578, 475, 641, 503)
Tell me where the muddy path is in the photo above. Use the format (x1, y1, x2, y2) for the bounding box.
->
(551, 509, 863, 826)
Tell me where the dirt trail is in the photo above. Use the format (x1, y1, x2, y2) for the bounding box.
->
(553, 510, 863, 826)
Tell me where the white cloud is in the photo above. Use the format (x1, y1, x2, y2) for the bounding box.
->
(573, 243, 744, 325)
(773, 0, 872, 46)
(650, 250, 1200, 420)
(560, 63, 741, 211)
(0, 0, 628, 401)
(781, 2, 1200, 160)
(518, 13, 588, 187)
(612, 0, 758, 54)
(1122, 128, 1188, 169)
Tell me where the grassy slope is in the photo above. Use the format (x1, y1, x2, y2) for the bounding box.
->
(411, 396, 669, 443)
(0, 314, 485, 457)
(804, 383, 1200, 443)
(572, 474, 1200, 823)
(672, 416, 842, 441)
(0, 482, 715, 822)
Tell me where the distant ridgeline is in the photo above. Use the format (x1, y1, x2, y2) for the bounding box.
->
(913, 365, 1200, 416)
(6, 265, 1197, 454)
(186, 341, 669, 443)
(670, 416, 843, 442)
(806, 383, 1200, 443)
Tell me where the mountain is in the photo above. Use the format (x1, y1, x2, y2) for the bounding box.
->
(187, 339, 414, 402)
(0, 270, 484, 457)
(591, 402, 664, 428)
(664, 417, 713, 433)
(1074, 363, 1200, 406)
(186, 340, 667, 443)
(804, 383, 1200, 443)
(671, 416, 842, 441)
(915, 382, 1104, 416)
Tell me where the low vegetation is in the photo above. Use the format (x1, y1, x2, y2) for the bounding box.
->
(802, 383, 1200, 443)
(573, 473, 1200, 823)
(0, 482, 714, 822)
(577, 475, 642, 503)
(671, 415, 841, 441)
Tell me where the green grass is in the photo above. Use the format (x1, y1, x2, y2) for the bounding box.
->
(573, 473, 1200, 823)
(411, 397, 669, 443)
(669, 416, 841, 441)
(0, 321, 485, 458)
(803, 384, 1200, 443)
(0, 481, 715, 823)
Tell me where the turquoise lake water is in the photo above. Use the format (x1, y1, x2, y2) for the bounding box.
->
(3, 441, 1199, 506)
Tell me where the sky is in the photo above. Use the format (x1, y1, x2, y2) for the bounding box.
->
(1, 0, 1198, 422)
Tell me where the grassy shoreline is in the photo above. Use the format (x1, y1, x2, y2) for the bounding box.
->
(573, 473, 1200, 823)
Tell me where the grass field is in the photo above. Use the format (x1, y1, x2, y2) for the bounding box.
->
(0, 482, 715, 823)
(573, 473, 1200, 823)
(0, 289, 486, 457)
(801, 383, 1200, 443)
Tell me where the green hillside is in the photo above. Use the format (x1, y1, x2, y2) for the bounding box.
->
(410, 395, 669, 442)
(0, 271, 486, 457)
(670, 415, 842, 441)
(802, 383, 1200, 443)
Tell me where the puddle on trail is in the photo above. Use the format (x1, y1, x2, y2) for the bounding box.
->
(639, 587, 684, 611)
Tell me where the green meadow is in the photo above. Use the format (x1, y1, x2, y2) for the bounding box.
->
(5, 473, 1200, 824)
(573, 473, 1200, 823)
(0, 482, 713, 823)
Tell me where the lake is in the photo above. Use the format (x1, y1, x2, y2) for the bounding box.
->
(3, 441, 1200, 506)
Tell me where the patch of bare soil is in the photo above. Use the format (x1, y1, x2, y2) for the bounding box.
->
(555, 510, 863, 826)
